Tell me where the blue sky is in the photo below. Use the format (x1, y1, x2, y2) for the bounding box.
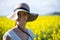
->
(0, 0, 60, 16)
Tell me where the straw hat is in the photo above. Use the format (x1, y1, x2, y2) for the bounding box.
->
(7, 3, 38, 22)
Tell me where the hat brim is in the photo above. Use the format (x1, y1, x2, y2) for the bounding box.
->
(27, 13, 38, 22)
(7, 12, 38, 22)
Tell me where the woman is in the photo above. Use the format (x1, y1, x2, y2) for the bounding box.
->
(3, 3, 38, 40)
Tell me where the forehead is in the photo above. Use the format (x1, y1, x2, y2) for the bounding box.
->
(17, 11, 29, 15)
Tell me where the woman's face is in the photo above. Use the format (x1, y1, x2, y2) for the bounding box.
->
(17, 11, 29, 24)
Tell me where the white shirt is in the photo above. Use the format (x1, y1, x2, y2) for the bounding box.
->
(3, 29, 34, 40)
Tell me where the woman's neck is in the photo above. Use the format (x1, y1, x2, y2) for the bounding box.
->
(18, 24, 25, 30)
(16, 21, 26, 30)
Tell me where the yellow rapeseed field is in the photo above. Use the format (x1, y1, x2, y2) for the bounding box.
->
(0, 15, 60, 40)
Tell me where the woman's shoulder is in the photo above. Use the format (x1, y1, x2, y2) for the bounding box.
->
(27, 29, 33, 34)
(4, 26, 16, 35)
(3, 26, 17, 36)
(3, 29, 13, 37)
(27, 29, 35, 38)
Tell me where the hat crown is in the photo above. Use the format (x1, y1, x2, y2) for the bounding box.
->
(15, 3, 30, 12)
